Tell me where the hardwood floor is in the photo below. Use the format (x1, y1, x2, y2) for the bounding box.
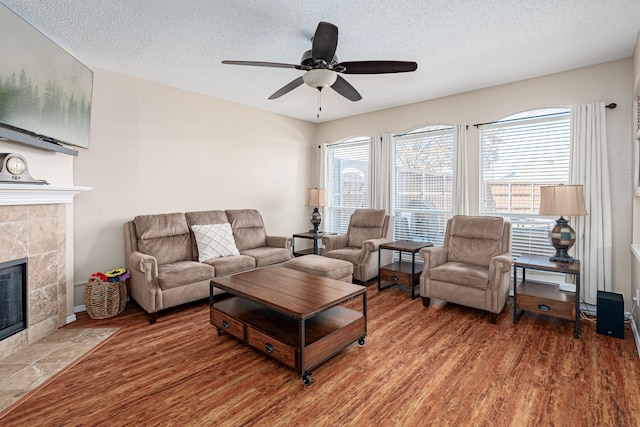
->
(1, 280, 639, 426)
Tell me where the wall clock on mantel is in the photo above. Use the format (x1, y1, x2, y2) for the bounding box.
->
(0, 153, 48, 184)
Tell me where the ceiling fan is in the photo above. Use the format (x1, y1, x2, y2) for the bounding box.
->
(222, 21, 418, 103)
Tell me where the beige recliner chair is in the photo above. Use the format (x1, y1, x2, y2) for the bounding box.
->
(419, 215, 512, 323)
(321, 209, 394, 283)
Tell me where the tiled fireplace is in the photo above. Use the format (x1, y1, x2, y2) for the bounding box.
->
(0, 184, 89, 360)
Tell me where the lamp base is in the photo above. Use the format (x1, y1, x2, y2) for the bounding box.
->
(550, 250, 574, 263)
(309, 208, 322, 234)
(548, 216, 576, 263)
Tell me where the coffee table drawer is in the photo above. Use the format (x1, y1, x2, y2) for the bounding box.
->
(247, 326, 297, 369)
(211, 308, 245, 340)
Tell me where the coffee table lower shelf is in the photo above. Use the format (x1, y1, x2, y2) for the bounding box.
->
(210, 296, 366, 385)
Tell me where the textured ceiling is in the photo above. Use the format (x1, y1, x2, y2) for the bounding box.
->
(1, 0, 639, 123)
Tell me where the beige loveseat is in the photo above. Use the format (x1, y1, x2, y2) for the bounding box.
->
(124, 209, 292, 323)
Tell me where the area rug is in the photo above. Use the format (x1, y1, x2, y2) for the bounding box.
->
(0, 327, 119, 415)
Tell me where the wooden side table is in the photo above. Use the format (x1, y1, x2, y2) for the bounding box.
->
(292, 232, 336, 257)
(378, 240, 433, 299)
(513, 254, 581, 338)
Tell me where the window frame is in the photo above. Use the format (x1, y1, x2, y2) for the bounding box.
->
(393, 125, 455, 246)
(478, 108, 572, 260)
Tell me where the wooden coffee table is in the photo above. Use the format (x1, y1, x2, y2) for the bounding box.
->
(209, 266, 367, 385)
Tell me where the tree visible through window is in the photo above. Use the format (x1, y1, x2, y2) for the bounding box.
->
(394, 125, 454, 245)
(479, 108, 571, 258)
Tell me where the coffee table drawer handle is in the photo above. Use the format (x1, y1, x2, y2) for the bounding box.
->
(265, 342, 275, 353)
(391, 275, 398, 281)
(538, 304, 551, 312)
(222, 320, 230, 328)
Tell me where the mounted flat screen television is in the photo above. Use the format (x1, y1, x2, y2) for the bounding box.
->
(0, 3, 93, 153)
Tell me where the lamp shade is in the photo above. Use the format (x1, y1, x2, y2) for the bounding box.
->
(539, 184, 587, 217)
(306, 188, 326, 207)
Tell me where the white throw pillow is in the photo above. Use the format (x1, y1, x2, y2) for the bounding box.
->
(191, 223, 240, 262)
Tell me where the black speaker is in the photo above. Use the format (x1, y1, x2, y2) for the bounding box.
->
(596, 291, 624, 339)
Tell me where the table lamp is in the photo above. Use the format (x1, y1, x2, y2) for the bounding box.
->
(306, 188, 326, 233)
(538, 184, 588, 263)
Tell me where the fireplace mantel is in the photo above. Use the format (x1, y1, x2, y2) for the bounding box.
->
(0, 183, 92, 205)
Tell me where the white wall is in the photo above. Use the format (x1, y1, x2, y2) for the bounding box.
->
(631, 31, 640, 325)
(72, 68, 317, 305)
(317, 59, 634, 306)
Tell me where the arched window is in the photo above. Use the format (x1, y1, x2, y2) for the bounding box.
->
(478, 108, 571, 258)
(394, 125, 455, 245)
(326, 136, 370, 233)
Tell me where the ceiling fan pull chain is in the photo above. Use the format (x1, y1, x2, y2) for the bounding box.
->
(317, 87, 322, 119)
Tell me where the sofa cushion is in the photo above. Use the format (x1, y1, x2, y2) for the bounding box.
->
(157, 261, 215, 290)
(430, 261, 489, 290)
(203, 255, 256, 276)
(346, 209, 387, 248)
(191, 223, 240, 261)
(226, 209, 268, 251)
(240, 247, 291, 267)
(185, 210, 228, 260)
(134, 213, 192, 265)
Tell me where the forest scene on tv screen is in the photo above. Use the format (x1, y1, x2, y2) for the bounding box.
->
(0, 3, 93, 149)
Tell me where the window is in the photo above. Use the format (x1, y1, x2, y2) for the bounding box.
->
(326, 137, 370, 233)
(394, 126, 455, 246)
(479, 108, 571, 259)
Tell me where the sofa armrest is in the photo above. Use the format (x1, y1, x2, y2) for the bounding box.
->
(322, 234, 348, 252)
(419, 246, 448, 270)
(128, 251, 161, 294)
(266, 235, 292, 250)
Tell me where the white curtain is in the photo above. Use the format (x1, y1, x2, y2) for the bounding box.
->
(369, 134, 394, 213)
(452, 123, 469, 215)
(319, 143, 328, 224)
(570, 102, 613, 304)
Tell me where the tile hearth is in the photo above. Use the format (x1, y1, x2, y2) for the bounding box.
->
(0, 327, 118, 412)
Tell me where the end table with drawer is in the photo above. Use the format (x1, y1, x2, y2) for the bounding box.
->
(513, 253, 581, 338)
(378, 240, 433, 299)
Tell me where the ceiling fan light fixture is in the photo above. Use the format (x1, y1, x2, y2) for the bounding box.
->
(303, 69, 337, 89)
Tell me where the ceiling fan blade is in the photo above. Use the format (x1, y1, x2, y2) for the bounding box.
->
(330, 75, 362, 102)
(336, 60, 418, 74)
(311, 22, 338, 64)
(268, 76, 305, 100)
(222, 60, 303, 70)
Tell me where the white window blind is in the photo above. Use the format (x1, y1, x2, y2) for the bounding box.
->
(394, 126, 454, 246)
(479, 109, 571, 259)
(326, 138, 370, 234)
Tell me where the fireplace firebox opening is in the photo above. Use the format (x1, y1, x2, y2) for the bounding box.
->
(0, 258, 27, 341)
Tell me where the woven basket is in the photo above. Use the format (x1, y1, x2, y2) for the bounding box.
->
(84, 277, 127, 319)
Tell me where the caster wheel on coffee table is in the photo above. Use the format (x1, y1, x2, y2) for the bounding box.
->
(301, 372, 312, 386)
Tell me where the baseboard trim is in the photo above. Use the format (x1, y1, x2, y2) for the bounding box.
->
(630, 316, 640, 360)
(74, 305, 87, 313)
(65, 314, 76, 324)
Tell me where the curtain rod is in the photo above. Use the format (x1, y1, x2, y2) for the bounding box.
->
(472, 103, 617, 128)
